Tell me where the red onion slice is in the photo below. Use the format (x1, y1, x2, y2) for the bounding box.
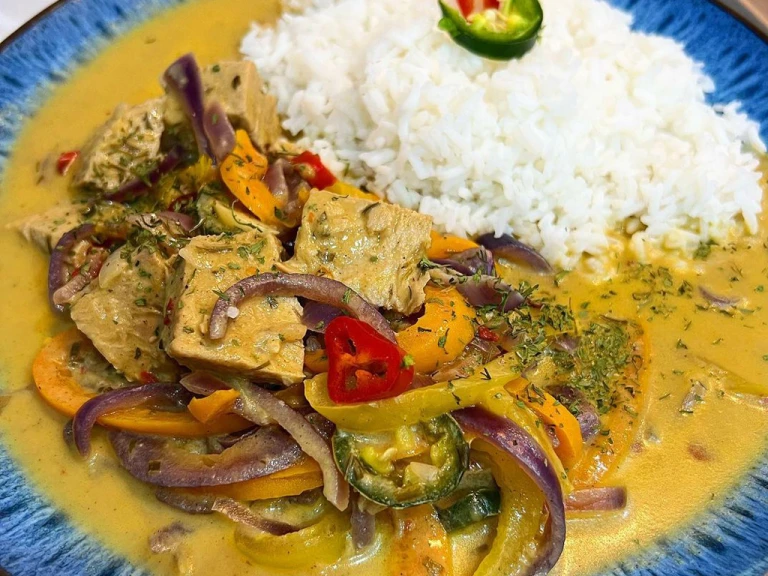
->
(350, 494, 376, 550)
(203, 101, 237, 162)
(235, 382, 350, 511)
(264, 159, 289, 199)
(163, 54, 212, 160)
(179, 371, 228, 396)
(48, 223, 97, 312)
(565, 486, 627, 512)
(301, 301, 343, 333)
(109, 425, 304, 487)
(52, 248, 108, 308)
(264, 158, 310, 224)
(433, 246, 495, 276)
(156, 489, 296, 535)
(477, 233, 553, 274)
(209, 273, 395, 343)
(72, 382, 191, 456)
(430, 268, 525, 312)
(453, 407, 565, 576)
(699, 286, 741, 308)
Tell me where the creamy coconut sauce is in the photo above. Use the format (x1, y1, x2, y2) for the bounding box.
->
(0, 0, 766, 574)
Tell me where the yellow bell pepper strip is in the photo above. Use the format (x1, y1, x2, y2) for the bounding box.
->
(304, 348, 329, 374)
(469, 439, 548, 576)
(184, 459, 323, 501)
(234, 505, 349, 570)
(326, 180, 380, 201)
(304, 354, 520, 432)
(220, 130, 296, 228)
(478, 389, 570, 491)
(33, 329, 251, 436)
(514, 380, 584, 468)
(568, 322, 650, 488)
(187, 389, 240, 423)
(428, 231, 480, 259)
(391, 505, 453, 576)
(396, 286, 477, 374)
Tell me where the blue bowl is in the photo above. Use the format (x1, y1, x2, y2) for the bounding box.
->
(1, 1, 766, 574)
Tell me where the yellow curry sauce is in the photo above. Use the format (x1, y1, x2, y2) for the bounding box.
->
(0, 0, 766, 574)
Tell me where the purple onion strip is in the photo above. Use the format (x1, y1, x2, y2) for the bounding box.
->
(264, 159, 309, 224)
(565, 486, 627, 512)
(350, 494, 376, 550)
(72, 382, 190, 456)
(301, 301, 344, 333)
(477, 233, 553, 274)
(430, 268, 524, 312)
(209, 273, 395, 343)
(433, 246, 495, 276)
(699, 286, 741, 308)
(203, 101, 237, 162)
(235, 382, 350, 511)
(454, 407, 565, 576)
(52, 249, 107, 307)
(163, 54, 212, 159)
(48, 223, 96, 312)
(156, 489, 296, 535)
(109, 425, 304, 487)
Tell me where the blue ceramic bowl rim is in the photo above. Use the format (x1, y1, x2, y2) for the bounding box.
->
(0, 1, 767, 575)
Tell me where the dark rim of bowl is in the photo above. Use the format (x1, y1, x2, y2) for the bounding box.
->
(0, 0, 67, 53)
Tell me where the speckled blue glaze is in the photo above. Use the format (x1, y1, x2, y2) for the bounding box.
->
(0, 0, 766, 575)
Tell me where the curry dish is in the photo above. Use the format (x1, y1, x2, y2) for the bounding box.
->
(0, 1, 767, 576)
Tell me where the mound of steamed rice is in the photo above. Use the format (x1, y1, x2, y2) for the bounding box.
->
(241, 0, 765, 269)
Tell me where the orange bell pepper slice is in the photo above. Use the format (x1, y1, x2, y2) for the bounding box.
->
(187, 389, 241, 423)
(568, 321, 650, 488)
(509, 380, 583, 468)
(428, 231, 479, 259)
(32, 329, 251, 437)
(396, 285, 476, 374)
(304, 348, 329, 374)
(220, 130, 298, 228)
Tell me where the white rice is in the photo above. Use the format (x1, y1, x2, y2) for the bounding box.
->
(241, 0, 765, 269)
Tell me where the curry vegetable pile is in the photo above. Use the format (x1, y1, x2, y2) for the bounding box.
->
(23, 54, 646, 575)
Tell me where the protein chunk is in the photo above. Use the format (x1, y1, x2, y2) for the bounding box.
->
(164, 61, 280, 151)
(12, 201, 85, 253)
(73, 98, 165, 193)
(70, 246, 179, 383)
(290, 189, 432, 315)
(162, 230, 305, 385)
